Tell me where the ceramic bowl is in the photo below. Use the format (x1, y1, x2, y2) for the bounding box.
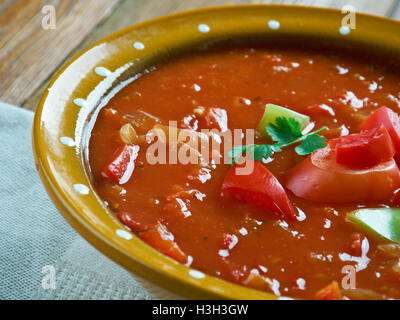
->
(32, 5, 400, 299)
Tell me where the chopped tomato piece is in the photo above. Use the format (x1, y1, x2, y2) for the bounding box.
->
(305, 104, 335, 117)
(222, 160, 296, 221)
(117, 211, 158, 233)
(292, 277, 306, 290)
(138, 223, 187, 264)
(222, 233, 238, 250)
(103, 108, 126, 127)
(220, 259, 242, 282)
(322, 126, 348, 139)
(335, 126, 395, 169)
(163, 188, 200, 219)
(285, 143, 400, 203)
(315, 281, 342, 300)
(361, 107, 400, 155)
(200, 107, 228, 131)
(166, 188, 198, 201)
(349, 233, 364, 256)
(163, 198, 192, 219)
(103, 144, 139, 184)
(180, 114, 199, 130)
(392, 189, 400, 207)
(243, 272, 273, 291)
(123, 110, 160, 134)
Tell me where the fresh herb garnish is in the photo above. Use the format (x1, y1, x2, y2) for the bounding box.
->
(295, 133, 327, 155)
(230, 116, 328, 164)
(267, 116, 302, 144)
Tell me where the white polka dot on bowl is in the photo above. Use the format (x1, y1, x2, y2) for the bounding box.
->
(198, 24, 210, 33)
(339, 26, 351, 35)
(73, 184, 89, 195)
(268, 20, 280, 30)
(189, 270, 205, 279)
(73, 98, 87, 108)
(95, 67, 111, 77)
(116, 229, 133, 240)
(133, 42, 145, 50)
(60, 137, 75, 147)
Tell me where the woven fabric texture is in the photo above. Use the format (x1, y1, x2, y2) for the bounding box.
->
(0, 102, 153, 300)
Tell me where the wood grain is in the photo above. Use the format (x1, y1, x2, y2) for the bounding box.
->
(23, 0, 250, 110)
(255, 0, 397, 15)
(21, 0, 398, 110)
(0, 0, 120, 106)
(54, 0, 399, 49)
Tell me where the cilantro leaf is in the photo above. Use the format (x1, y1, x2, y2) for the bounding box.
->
(229, 114, 327, 165)
(229, 144, 274, 164)
(249, 145, 273, 161)
(271, 144, 282, 152)
(229, 146, 246, 164)
(295, 134, 327, 155)
(266, 117, 302, 144)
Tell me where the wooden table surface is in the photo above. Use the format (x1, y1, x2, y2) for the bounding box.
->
(1, 0, 399, 111)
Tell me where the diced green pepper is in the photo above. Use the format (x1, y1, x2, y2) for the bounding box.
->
(347, 208, 400, 244)
(257, 104, 310, 138)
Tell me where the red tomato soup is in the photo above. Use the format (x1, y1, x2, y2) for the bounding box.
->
(88, 44, 400, 300)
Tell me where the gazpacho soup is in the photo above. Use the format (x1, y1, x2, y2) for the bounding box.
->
(88, 42, 400, 300)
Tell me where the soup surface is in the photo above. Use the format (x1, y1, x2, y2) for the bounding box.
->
(89, 44, 400, 299)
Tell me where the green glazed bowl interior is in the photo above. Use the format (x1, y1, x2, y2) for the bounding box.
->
(32, 5, 400, 299)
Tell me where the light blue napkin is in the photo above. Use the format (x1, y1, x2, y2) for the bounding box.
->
(0, 102, 153, 300)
